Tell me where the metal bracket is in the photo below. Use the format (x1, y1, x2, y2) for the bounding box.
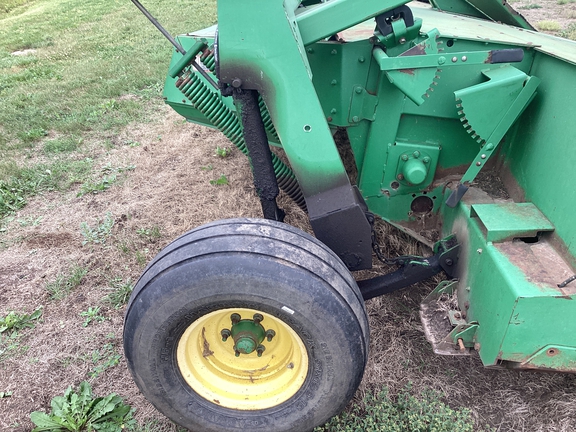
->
(359, 234, 459, 300)
(348, 86, 378, 123)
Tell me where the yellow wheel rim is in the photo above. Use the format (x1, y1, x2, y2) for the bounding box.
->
(177, 308, 309, 410)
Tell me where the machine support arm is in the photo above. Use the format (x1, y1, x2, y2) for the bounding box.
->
(359, 237, 460, 300)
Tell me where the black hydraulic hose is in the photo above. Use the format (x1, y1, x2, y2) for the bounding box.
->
(176, 69, 307, 211)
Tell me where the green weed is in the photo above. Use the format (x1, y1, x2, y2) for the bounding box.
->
(136, 225, 161, 242)
(30, 381, 135, 432)
(561, 23, 576, 40)
(102, 277, 134, 309)
(0, 307, 42, 334)
(135, 249, 148, 266)
(210, 174, 229, 186)
(557, 0, 575, 4)
(315, 386, 492, 432)
(80, 212, 114, 245)
(215, 146, 231, 158)
(519, 3, 542, 8)
(17, 215, 42, 227)
(79, 306, 105, 327)
(84, 343, 121, 378)
(537, 20, 561, 31)
(46, 264, 88, 300)
(43, 137, 82, 154)
(77, 164, 135, 197)
(77, 174, 117, 196)
(0, 331, 29, 363)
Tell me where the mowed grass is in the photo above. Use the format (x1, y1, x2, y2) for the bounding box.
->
(0, 0, 216, 216)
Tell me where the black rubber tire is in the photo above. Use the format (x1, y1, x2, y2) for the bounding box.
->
(123, 218, 369, 432)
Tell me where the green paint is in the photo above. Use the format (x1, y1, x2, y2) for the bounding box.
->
(157, 0, 576, 371)
(231, 319, 265, 355)
(471, 203, 554, 242)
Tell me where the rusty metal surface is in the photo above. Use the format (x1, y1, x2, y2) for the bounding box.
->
(420, 281, 471, 356)
(495, 240, 576, 294)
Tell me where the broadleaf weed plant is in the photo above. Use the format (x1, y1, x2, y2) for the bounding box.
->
(80, 212, 114, 245)
(30, 381, 135, 432)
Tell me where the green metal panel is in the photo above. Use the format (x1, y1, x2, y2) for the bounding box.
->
(295, 0, 409, 45)
(440, 195, 576, 368)
(471, 203, 554, 242)
(217, 0, 350, 198)
(306, 40, 374, 127)
(504, 54, 576, 263)
(430, 0, 534, 30)
(502, 297, 576, 370)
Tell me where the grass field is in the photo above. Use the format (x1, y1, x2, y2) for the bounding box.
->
(1, 0, 576, 431)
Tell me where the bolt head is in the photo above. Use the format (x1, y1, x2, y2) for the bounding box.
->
(220, 329, 231, 341)
(256, 345, 266, 357)
(452, 56, 458, 63)
(355, 87, 363, 94)
(230, 313, 241, 324)
(252, 313, 263, 324)
(231, 78, 242, 88)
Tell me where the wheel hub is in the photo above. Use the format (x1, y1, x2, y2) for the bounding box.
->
(222, 313, 275, 356)
(176, 308, 308, 410)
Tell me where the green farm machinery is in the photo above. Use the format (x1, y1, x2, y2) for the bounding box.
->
(123, 0, 576, 430)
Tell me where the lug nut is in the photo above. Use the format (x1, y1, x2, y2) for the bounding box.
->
(256, 345, 266, 357)
(253, 313, 263, 324)
(221, 329, 231, 342)
(266, 329, 276, 342)
(230, 313, 241, 325)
